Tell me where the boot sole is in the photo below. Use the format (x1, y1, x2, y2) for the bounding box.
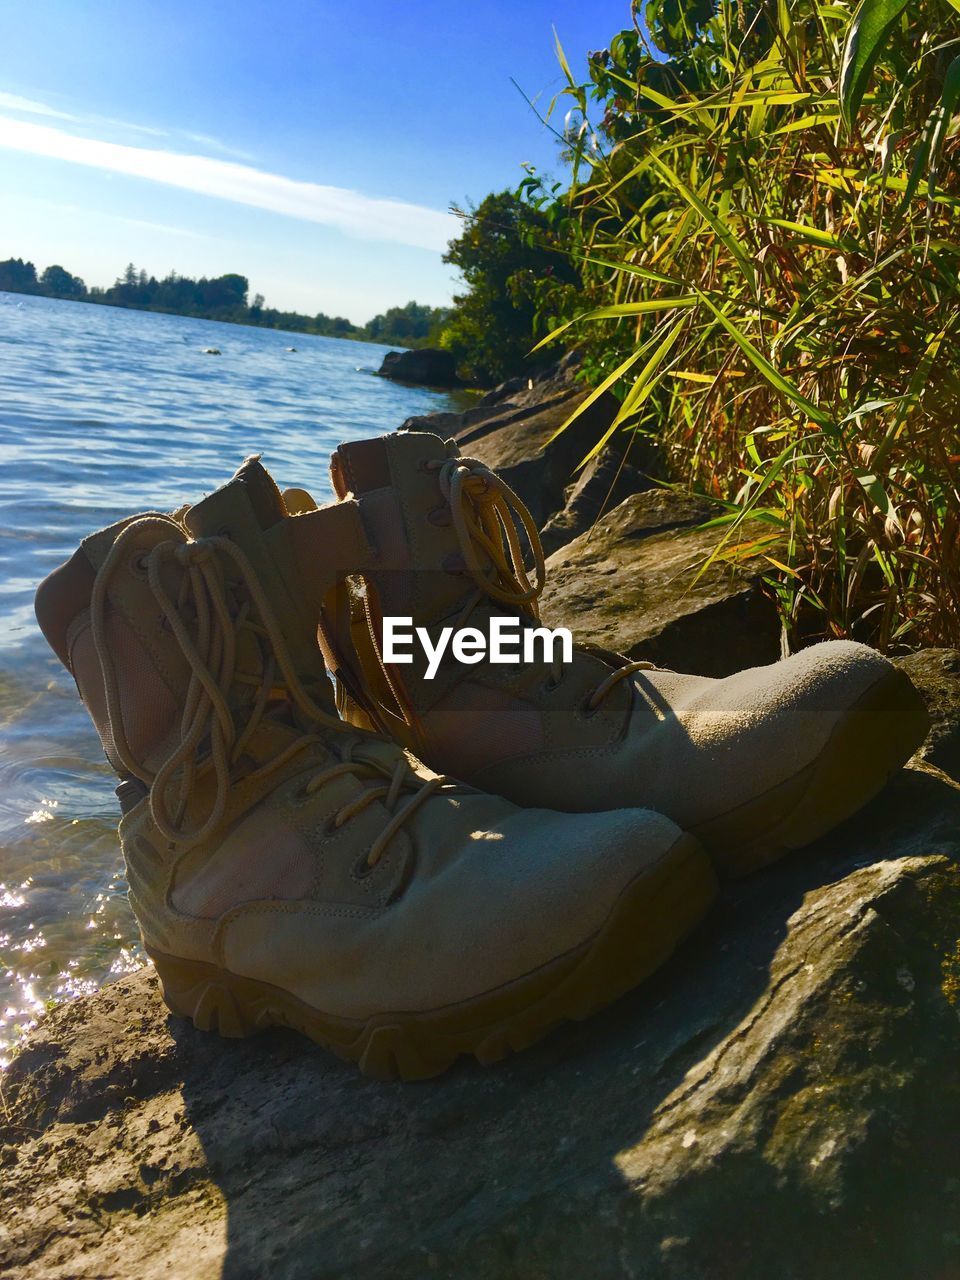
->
(147, 833, 715, 1081)
(694, 665, 930, 878)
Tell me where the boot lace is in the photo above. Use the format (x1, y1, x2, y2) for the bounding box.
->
(427, 456, 545, 614)
(91, 518, 454, 859)
(426, 456, 656, 711)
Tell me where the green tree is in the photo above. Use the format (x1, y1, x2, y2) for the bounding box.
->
(316, 314, 359, 337)
(0, 250, 446, 353)
(197, 273, 249, 313)
(0, 257, 39, 294)
(365, 300, 448, 348)
(439, 190, 579, 385)
(39, 264, 87, 299)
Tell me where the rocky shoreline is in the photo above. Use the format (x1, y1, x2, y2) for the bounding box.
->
(3, 362, 959, 1279)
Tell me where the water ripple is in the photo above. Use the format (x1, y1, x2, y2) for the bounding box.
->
(0, 291, 461, 1060)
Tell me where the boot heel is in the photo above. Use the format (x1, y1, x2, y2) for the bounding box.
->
(148, 949, 252, 1039)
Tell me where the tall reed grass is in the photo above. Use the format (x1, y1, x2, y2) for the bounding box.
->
(545, 0, 960, 651)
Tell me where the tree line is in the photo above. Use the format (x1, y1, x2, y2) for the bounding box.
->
(0, 257, 448, 349)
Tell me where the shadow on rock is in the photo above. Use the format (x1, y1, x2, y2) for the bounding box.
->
(169, 771, 960, 1280)
(2, 771, 959, 1280)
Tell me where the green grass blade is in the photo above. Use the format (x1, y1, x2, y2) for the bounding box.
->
(648, 154, 757, 291)
(696, 291, 835, 430)
(744, 214, 857, 251)
(553, 27, 574, 86)
(839, 0, 910, 132)
(543, 344, 650, 447)
(529, 296, 698, 353)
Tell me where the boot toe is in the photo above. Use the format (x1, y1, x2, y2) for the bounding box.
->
(692, 641, 929, 873)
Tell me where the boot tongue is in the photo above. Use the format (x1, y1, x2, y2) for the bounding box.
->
(333, 433, 480, 626)
(185, 455, 285, 534)
(184, 454, 284, 557)
(332, 432, 456, 497)
(184, 456, 335, 710)
(330, 437, 398, 498)
(231, 453, 288, 525)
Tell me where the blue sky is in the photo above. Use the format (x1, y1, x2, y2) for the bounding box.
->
(0, 1, 634, 322)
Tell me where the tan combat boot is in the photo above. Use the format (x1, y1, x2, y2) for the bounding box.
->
(34, 458, 716, 1079)
(322, 432, 930, 879)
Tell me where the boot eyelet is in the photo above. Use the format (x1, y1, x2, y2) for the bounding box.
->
(322, 814, 341, 836)
(130, 553, 149, 578)
(427, 505, 451, 527)
(542, 677, 561, 693)
(578, 694, 601, 720)
(352, 854, 376, 880)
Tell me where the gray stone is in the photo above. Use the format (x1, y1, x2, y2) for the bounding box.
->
(540, 489, 781, 677)
(400, 357, 663, 530)
(378, 348, 460, 387)
(895, 648, 960, 780)
(474, 348, 584, 410)
(539, 443, 660, 556)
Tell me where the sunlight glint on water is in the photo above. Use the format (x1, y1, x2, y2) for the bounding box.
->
(0, 291, 461, 1062)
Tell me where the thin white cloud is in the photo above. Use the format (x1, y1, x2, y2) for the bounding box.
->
(0, 88, 250, 159)
(0, 114, 457, 252)
(104, 118, 169, 139)
(0, 91, 79, 121)
(183, 132, 255, 163)
(0, 89, 170, 138)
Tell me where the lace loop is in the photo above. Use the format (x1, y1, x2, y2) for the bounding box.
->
(583, 657, 659, 710)
(304, 744, 447, 866)
(427, 457, 546, 615)
(425, 458, 660, 710)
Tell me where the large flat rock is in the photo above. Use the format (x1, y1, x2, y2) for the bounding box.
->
(5, 471, 959, 1278)
(540, 489, 782, 677)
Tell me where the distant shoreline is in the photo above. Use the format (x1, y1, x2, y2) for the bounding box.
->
(0, 287, 390, 344)
(0, 288, 408, 346)
(0, 256, 448, 349)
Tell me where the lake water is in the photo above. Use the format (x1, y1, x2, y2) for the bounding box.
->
(0, 292, 462, 1064)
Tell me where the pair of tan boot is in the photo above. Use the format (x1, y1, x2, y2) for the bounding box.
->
(35, 434, 928, 1079)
